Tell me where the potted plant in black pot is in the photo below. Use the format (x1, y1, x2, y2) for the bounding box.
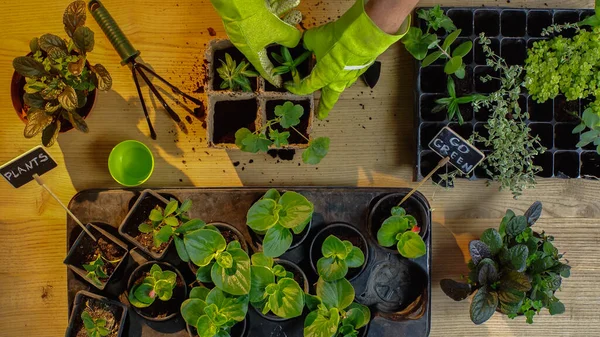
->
(309, 227, 368, 282)
(65, 290, 128, 337)
(440, 201, 571, 324)
(11, 0, 112, 147)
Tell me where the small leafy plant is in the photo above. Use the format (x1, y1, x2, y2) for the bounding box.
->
(137, 198, 192, 248)
(434, 77, 485, 125)
(83, 254, 121, 287)
(271, 45, 312, 85)
(573, 104, 600, 154)
(181, 286, 249, 337)
(129, 264, 178, 308)
(246, 189, 314, 257)
(377, 207, 426, 259)
(12, 0, 112, 147)
(440, 202, 571, 325)
(317, 235, 365, 282)
(81, 310, 111, 337)
(235, 101, 330, 164)
(217, 53, 258, 92)
(304, 277, 371, 337)
(249, 253, 305, 319)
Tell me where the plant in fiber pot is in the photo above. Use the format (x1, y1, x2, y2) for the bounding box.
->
(246, 189, 314, 257)
(440, 201, 571, 324)
(377, 207, 426, 259)
(11, 0, 112, 146)
(216, 52, 258, 92)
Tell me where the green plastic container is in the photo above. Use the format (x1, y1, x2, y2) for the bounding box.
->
(108, 140, 154, 186)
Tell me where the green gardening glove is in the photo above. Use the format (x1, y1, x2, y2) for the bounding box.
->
(210, 0, 303, 87)
(286, 0, 410, 119)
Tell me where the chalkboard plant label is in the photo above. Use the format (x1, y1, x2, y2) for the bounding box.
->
(440, 201, 571, 325)
(429, 126, 485, 174)
(65, 290, 128, 337)
(0, 146, 57, 188)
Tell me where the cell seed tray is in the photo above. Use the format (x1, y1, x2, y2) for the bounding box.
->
(415, 7, 600, 181)
(66, 188, 432, 337)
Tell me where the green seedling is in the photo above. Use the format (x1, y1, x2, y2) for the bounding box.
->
(377, 207, 426, 259)
(216, 53, 258, 92)
(83, 254, 121, 287)
(434, 77, 486, 125)
(246, 189, 314, 257)
(138, 198, 192, 248)
(128, 264, 178, 308)
(271, 45, 312, 85)
(573, 106, 600, 154)
(317, 235, 365, 282)
(81, 310, 110, 337)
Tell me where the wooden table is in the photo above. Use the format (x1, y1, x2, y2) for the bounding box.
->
(0, 0, 598, 336)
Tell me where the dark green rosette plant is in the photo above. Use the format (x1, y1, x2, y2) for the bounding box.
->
(216, 52, 258, 92)
(317, 235, 365, 282)
(304, 277, 371, 337)
(249, 252, 305, 318)
(246, 189, 314, 257)
(377, 207, 426, 259)
(181, 286, 249, 337)
(129, 264, 178, 308)
(81, 310, 110, 337)
(138, 198, 192, 248)
(440, 202, 571, 325)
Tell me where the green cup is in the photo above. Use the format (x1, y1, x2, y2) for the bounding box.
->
(108, 140, 154, 187)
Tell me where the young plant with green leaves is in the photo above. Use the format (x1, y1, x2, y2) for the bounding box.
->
(249, 252, 305, 319)
(304, 277, 371, 337)
(434, 77, 485, 125)
(217, 53, 258, 92)
(128, 264, 178, 308)
(246, 189, 314, 257)
(235, 101, 330, 164)
(401, 6, 472, 78)
(377, 206, 426, 259)
(271, 45, 312, 85)
(81, 310, 111, 337)
(440, 202, 570, 325)
(573, 104, 600, 154)
(12, 0, 112, 147)
(138, 199, 192, 248)
(317, 235, 365, 282)
(181, 286, 249, 337)
(83, 254, 121, 287)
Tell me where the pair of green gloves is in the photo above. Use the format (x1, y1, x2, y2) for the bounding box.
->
(209, 0, 410, 119)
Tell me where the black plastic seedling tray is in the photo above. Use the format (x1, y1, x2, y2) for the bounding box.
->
(415, 7, 600, 181)
(66, 188, 432, 337)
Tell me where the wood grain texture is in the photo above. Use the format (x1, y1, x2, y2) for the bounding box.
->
(0, 0, 598, 336)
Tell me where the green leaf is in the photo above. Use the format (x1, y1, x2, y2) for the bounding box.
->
(241, 133, 272, 153)
(58, 87, 78, 111)
(247, 199, 279, 232)
(269, 129, 290, 147)
(269, 278, 304, 318)
(42, 120, 60, 147)
(164, 216, 179, 227)
(138, 223, 154, 233)
(440, 279, 472, 301)
(175, 219, 206, 234)
(500, 269, 531, 292)
(572, 123, 586, 134)
(275, 101, 304, 128)
(345, 247, 365, 268)
(322, 235, 347, 258)
(477, 258, 498, 285)
(278, 191, 314, 229)
(504, 244, 529, 272)
(263, 224, 293, 258)
(63, 0, 87, 38)
(73, 26, 95, 53)
(133, 283, 155, 306)
(548, 300, 565, 315)
(196, 315, 218, 337)
(211, 248, 251, 295)
(422, 51, 443, 67)
(23, 93, 45, 109)
(343, 303, 370, 329)
(469, 240, 491, 265)
(29, 37, 40, 53)
(174, 236, 189, 262)
(506, 216, 527, 237)
(155, 279, 175, 301)
(206, 287, 249, 323)
(444, 56, 462, 75)
(149, 208, 163, 222)
(499, 210, 515, 238)
(377, 216, 409, 247)
(582, 109, 600, 128)
(181, 298, 208, 327)
(480, 228, 502, 255)
(304, 293, 322, 312)
(251, 252, 273, 268)
(155, 225, 173, 244)
(184, 229, 227, 267)
(303, 137, 330, 164)
(216, 251, 234, 269)
(397, 231, 426, 258)
(13, 56, 48, 77)
(452, 41, 473, 58)
(164, 199, 178, 216)
(271, 52, 285, 65)
(401, 27, 437, 60)
(316, 277, 354, 310)
(39, 34, 67, 52)
(262, 189, 281, 201)
(190, 287, 211, 300)
(442, 30, 462, 50)
(250, 265, 275, 303)
(469, 287, 498, 325)
(66, 110, 89, 133)
(196, 263, 213, 283)
(303, 309, 340, 337)
(317, 256, 347, 282)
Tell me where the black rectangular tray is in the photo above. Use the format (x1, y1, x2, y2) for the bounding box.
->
(66, 188, 432, 337)
(414, 7, 600, 181)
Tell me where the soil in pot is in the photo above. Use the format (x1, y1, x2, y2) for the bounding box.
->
(266, 99, 311, 144)
(310, 224, 368, 281)
(122, 192, 170, 256)
(69, 296, 124, 337)
(213, 99, 258, 144)
(213, 47, 258, 92)
(265, 44, 312, 92)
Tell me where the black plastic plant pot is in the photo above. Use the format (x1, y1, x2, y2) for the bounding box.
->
(65, 290, 128, 337)
(118, 189, 171, 260)
(309, 223, 369, 282)
(252, 219, 313, 253)
(367, 193, 430, 255)
(64, 223, 129, 290)
(188, 222, 249, 275)
(187, 317, 247, 337)
(126, 261, 188, 322)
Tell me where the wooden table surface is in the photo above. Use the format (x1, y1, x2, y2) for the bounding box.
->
(0, 0, 598, 336)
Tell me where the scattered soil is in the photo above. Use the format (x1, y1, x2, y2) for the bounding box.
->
(185, 115, 193, 124)
(266, 100, 311, 144)
(213, 99, 257, 144)
(131, 264, 185, 319)
(213, 47, 258, 92)
(208, 27, 217, 36)
(72, 297, 122, 337)
(69, 228, 127, 285)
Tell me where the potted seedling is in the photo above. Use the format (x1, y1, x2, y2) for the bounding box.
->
(304, 277, 371, 337)
(64, 223, 128, 290)
(127, 262, 187, 321)
(119, 190, 191, 260)
(216, 53, 258, 92)
(249, 252, 308, 321)
(181, 286, 249, 337)
(246, 189, 314, 257)
(11, 0, 112, 147)
(266, 44, 313, 92)
(65, 290, 128, 337)
(440, 201, 571, 324)
(309, 223, 368, 282)
(376, 207, 426, 259)
(433, 77, 485, 125)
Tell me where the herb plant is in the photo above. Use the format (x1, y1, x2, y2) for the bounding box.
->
(304, 277, 371, 337)
(573, 104, 600, 154)
(81, 310, 110, 337)
(181, 286, 249, 337)
(246, 189, 314, 257)
(434, 77, 485, 125)
(249, 252, 305, 319)
(129, 264, 178, 308)
(217, 53, 258, 92)
(317, 235, 365, 282)
(440, 202, 570, 325)
(83, 254, 121, 287)
(235, 101, 330, 164)
(377, 207, 426, 259)
(137, 199, 192, 248)
(271, 46, 312, 85)
(12, 1, 112, 147)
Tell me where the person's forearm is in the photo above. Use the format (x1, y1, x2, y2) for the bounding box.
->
(365, 0, 419, 34)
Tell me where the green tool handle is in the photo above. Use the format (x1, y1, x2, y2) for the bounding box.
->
(88, 0, 140, 65)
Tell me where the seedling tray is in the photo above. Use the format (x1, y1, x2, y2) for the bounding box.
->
(414, 7, 600, 181)
(66, 188, 432, 337)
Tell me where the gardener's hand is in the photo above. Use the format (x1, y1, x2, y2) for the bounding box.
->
(210, 0, 303, 87)
(285, 0, 413, 119)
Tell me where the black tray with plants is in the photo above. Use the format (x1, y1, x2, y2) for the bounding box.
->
(408, 6, 600, 197)
(65, 188, 433, 337)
